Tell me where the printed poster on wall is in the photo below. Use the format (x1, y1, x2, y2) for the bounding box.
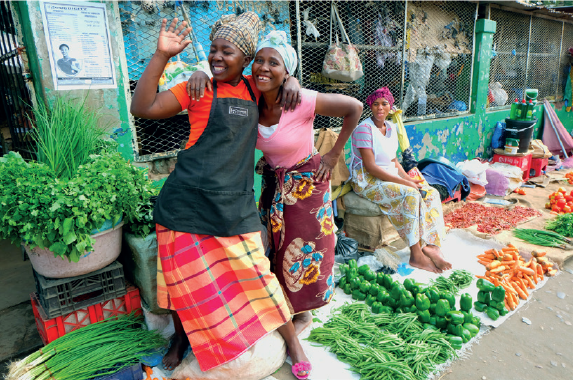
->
(40, 1, 116, 90)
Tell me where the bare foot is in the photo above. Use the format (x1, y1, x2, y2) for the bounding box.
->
(287, 338, 311, 379)
(162, 333, 189, 371)
(422, 245, 452, 271)
(409, 252, 442, 273)
(292, 311, 313, 336)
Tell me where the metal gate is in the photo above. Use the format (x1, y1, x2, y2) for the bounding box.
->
(0, 1, 33, 158)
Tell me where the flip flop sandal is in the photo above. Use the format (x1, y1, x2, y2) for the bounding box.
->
(291, 361, 312, 380)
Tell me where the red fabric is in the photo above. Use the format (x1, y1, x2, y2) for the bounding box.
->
(156, 225, 290, 371)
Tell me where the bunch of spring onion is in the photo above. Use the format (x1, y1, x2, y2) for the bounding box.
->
(306, 303, 456, 380)
(513, 228, 573, 249)
(7, 313, 166, 380)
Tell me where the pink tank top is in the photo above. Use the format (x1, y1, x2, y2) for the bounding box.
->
(256, 89, 317, 169)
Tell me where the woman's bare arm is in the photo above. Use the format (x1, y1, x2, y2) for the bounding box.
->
(359, 148, 421, 189)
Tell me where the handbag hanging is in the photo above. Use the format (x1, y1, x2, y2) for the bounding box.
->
(321, 2, 364, 82)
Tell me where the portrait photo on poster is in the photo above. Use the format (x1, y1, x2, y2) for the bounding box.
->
(55, 43, 83, 76)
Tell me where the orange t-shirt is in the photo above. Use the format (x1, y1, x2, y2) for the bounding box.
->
(169, 75, 261, 149)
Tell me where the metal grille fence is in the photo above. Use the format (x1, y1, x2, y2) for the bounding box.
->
(119, 0, 291, 162)
(489, 6, 573, 107)
(291, 0, 477, 128)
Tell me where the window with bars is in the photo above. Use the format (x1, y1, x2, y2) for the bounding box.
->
(289, 0, 477, 128)
(489, 6, 572, 107)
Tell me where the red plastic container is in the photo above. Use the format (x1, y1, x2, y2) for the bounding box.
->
(492, 153, 532, 181)
(529, 157, 548, 178)
(31, 286, 142, 345)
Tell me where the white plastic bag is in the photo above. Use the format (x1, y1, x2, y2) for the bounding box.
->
(158, 58, 212, 93)
(456, 160, 489, 186)
(489, 82, 508, 107)
(488, 162, 523, 194)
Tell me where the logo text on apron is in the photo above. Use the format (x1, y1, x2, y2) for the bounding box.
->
(229, 106, 248, 117)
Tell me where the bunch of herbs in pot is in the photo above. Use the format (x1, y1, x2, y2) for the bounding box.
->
(0, 95, 148, 262)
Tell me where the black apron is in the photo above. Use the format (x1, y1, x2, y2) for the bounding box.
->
(153, 77, 262, 236)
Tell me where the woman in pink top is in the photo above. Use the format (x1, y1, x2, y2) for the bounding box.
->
(252, 31, 362, 379)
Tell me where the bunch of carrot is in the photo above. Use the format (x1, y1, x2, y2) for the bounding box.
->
(475, 244, 557, 311)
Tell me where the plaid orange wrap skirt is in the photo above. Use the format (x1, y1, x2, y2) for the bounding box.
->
(156, 224, 291, 371)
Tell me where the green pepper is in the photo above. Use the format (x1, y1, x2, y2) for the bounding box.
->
(446, 311, 464, 325)
(435, 316, 448, 329)
(459, 293, 472, 312)
(382, 274, 394, 290)
(348, 259, 357, 269)
(369, 284, 381, 297)
(440, 291, 456, 309)
(486, 306, 500, 321)
(473, 301, 487, 312)
(461, 327, 471, 343)
(379, 306, 393, 314)
(358, 275, 365, 283)
(385, 297, 398, 309)
(423, 323, 438, 331)
(471, 316, 481, 326)
(415, 293, 430, 311)
(359, 281, 371, 294)
(476, 278, 495, 292)
(417, 309, 431, 323)
(448, 336, 463, 350)
(376, 272, 385, 286)
(429, 316, 436, 326)
(424, 287, 440, 303)
(343, 284, 352, 295)
(352, 289, 367, 301)
(429, 303, 437, 315)
(406, 305, 417, 313)
(462, 311, 474, 324)
(403, 278, 415, 292)
(410, 284, 421, 296)
(477, 290, 488, 304)
(350, 277, 361, 290)
(371, 301, 382, 314)
(436, 299, 451, 317)
(339, 264, 349, 276)
(364, 270, 376, 282)
(347, 268, 358, 281)
(358, 264, 369, 275)
(391, 284, 405, 300)
(492, 301, 506, 311)
(498, 306, 509, 316)
(400, 290, 415, 308)
(492, 286, 506, 303)
(338, 276, 347, 289)
(395, 307, 404, 314)
(366, 294, 376, 307)
(463, 323, 480, 337)
(376, 289, 389, 304)
(447, 323, 464, 337)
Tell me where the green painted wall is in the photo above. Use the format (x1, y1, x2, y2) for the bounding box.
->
(12, 1, 136, 160)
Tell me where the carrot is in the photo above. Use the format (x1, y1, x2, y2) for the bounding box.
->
(478, 259, 490, 266)
(536, 263, 544, 277)
(507, 296, 516, 311)
(484, 249, 496, 255)
(547, 269, 558, 277)
(531, 270, 538, 284)
(475, 275, 489, 280)
(507, 243, 516, 249)
(519, 267, 535, 276)
(502, 254, 514, 261)
(501, 283, 518, 295)
(513, 283, 528, 300)
(490, 277, 500, 287)
(490, 265, 507, 273)
(532, 251, 547, 258)
(524, 275, 535, 289)
(504, 298, 510, 311)
(486, 261, 503, 270)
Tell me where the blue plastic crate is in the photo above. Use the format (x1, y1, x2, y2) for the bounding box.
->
(91, 363, 143, 380)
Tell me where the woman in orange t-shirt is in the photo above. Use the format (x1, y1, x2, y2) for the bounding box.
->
(131, 14, 302, 373)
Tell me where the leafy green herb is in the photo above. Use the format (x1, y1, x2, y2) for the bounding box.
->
(0, 151, 155, 261)
(431, 270, 473, 295)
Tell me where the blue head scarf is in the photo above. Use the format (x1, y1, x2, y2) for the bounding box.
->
(255, 31, 298, 75)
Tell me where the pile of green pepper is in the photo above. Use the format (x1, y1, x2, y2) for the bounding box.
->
(473, 278, 509, 321)
(338, 259, 482, 350)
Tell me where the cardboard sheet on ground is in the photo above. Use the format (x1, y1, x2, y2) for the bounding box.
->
(295, 230, 552, 380)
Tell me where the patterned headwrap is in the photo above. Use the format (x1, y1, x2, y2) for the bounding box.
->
(255, 31, 298, 75)
(366, 87, 395, 108)
(209, 12, 261, 57)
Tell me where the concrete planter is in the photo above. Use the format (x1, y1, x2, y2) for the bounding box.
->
(25, 222, 124, 279)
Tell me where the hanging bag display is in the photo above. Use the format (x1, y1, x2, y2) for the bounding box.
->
(321, 2, 364, 82)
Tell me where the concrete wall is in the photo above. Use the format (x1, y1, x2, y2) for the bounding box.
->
(12, 1, 135, 160)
